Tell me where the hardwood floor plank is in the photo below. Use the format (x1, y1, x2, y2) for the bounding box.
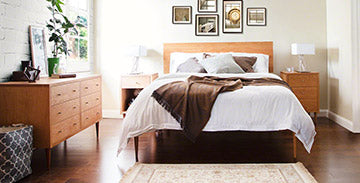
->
(19, 117, 360, 183)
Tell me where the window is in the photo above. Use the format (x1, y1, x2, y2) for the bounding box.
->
(66, 0, 90, 72)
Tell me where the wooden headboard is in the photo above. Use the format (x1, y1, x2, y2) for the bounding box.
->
(163, 42, 273, 73)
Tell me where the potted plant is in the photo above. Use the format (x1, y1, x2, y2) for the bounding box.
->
(45, 0, 80, 76)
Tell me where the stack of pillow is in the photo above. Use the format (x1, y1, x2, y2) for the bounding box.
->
(172, 52, 269, 74)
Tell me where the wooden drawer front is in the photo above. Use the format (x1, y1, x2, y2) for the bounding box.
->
(81, 92, 101, 112)
(122, 76, 150, 88)
(81, 105, 102, 129)
(50, 98, 80, 124)
(299, 99, 319, 112)
(51, 82, 80, 105)
(292, 87, 318, 100)
(81, 78, 101, 96)
(51, 115, 80, 146)
(287, 74, 318, 87)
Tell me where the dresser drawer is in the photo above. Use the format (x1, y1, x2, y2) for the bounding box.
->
(51, 115, 80, 146)
(299, 99, 319, 112)
(50, 82, 80, 105)
(50, 98, 80, 124)
(121, 76, 150, 88)
(287, 74, 319, 87)
(81, 92, 101, 112)
(81, 105, 102, 129)
(81, 78, 101, 96)
(292, 87, 318, 99)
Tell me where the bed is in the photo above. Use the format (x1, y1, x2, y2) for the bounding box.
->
(117, 42, 316, 162)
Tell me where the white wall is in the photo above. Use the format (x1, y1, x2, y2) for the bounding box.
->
(94, 0, 328, 113)
(326, 0, 353, 121)
(0, 0, 94, 82)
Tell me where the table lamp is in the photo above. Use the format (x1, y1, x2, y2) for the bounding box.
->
(291, 43, 315, 72)
(127, 45, 147, 74)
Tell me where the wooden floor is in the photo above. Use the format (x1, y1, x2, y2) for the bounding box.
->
(20, 117, 360, 183)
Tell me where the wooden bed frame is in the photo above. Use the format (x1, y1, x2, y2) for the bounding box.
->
(133, 42, 297, 162)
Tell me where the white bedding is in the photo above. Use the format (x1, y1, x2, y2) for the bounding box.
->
(117, 73, 316, 155)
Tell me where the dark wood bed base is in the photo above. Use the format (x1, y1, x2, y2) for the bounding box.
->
(133, 131, 297, 162)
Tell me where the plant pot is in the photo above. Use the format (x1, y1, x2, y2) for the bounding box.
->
(48, 58, 60, 77)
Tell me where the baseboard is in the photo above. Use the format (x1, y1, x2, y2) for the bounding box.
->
(102, 109, 123, 119)
(327, 110, 356, 132)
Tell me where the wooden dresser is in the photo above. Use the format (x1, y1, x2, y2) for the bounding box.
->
(0, 74, 102, 168)
(120, 73, 158, 116)
(280, 71, 319, 123)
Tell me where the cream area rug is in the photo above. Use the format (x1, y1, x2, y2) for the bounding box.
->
(120, 162, 317, 183)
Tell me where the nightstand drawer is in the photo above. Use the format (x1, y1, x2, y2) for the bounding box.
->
(299, 99, 319, 112)
(292, 87, 318, 99)
(287, 74, 318, 87)
(121, 76, 150, 88)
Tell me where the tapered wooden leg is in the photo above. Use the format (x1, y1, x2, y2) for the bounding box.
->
(45, 148, 51, 170)
(134, 136, 139, 162)
(314, 112, 318, 124)
(95, 122, 99, 139)
(293, 133, 297, 162)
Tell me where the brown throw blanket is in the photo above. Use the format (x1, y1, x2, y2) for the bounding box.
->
(151, 75, 291, 141)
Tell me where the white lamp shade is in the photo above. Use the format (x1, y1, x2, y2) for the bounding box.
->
(127, 45, 147, 57)
(291, 43, 315, 55)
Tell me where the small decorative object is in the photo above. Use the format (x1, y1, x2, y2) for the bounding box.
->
(172, 6, 192, 24)
(126, 45, 147, 74)
(195, 14, 219, 36)
(198, 0, 217, 13)
(223, 0, 243, 33)
(51, 73, 77, 79)
(45, 0, 80, 77)
(24, 66, 41, 82)
(21, 61, 31, 71)
(29, 26, 47, 76)
(0, 124, 33, 183)
(291, 43, 315, 72)
(247, 8, 267, 26)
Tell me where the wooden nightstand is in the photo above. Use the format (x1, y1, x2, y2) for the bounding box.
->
(280, 71, 320, 123)
(120, 73, 159, 116)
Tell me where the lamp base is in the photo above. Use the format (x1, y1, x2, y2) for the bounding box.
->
(128, 72, 144, 75)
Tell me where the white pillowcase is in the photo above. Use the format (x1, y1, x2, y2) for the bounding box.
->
(199, 54, 245, 74)
(169, 52, 204, 73)
(230, 52, 270, 73)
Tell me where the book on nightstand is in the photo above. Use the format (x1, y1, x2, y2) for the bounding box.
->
(51, 73, 77, 79)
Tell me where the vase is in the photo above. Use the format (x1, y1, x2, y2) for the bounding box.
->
(48, 58, 60, 77)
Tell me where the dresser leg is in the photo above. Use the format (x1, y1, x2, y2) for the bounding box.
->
(45, 148, 51, 170)
(314, 112, 318, 124)
(95, 122, 99, 139)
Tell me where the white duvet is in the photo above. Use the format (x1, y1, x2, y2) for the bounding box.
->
(117, 73, 316, 155)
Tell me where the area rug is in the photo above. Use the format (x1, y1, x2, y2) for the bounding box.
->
(120, 162, 317, 183)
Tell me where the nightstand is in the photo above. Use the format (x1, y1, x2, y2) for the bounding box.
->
(120, 73, 159, 116)
(280, 71, 320, 123)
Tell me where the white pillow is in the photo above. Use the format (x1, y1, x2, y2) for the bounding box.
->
(230, 52, 270, 73)
(169, 52, 204, 73)
(199, 54, 245, 74)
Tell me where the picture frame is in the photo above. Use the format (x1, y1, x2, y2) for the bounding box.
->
(29, 26, 48, 76)
(247, 8, 267, 26)
(223, 0, 243, 33)
(195, 14, 219, 36)
(198, 0, 217, 13)
(172, 6, 192, 24)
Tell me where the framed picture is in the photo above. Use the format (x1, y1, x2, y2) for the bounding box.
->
(29, 26, 48, 76)
(223, 0, 243, 33)
(195, 14, 219, 36)
(247, 8, 267, 26)
(172, 6, 192, 24)
(198, 0, 217, 13)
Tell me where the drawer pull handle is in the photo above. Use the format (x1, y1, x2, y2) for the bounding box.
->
(58, 130, 62, 133)
(73, 123, 77, 126)
(86, 117, 89, 120)
(97, 112, 100, 115)
(96, 84, 99, 86)
(85, 87, 89, 89)
(73, 106, 77, 109)
(73, 89, 77, 92)
(96, 98, 99, 100)
(58, 112, 62, 115)
(57, 93, 61, 96)
(85, 102, 89, 104)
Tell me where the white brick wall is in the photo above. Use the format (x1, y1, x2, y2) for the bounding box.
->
(0, 0, 94, 82)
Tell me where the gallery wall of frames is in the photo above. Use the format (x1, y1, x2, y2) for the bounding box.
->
(172, 0, 267, 36)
